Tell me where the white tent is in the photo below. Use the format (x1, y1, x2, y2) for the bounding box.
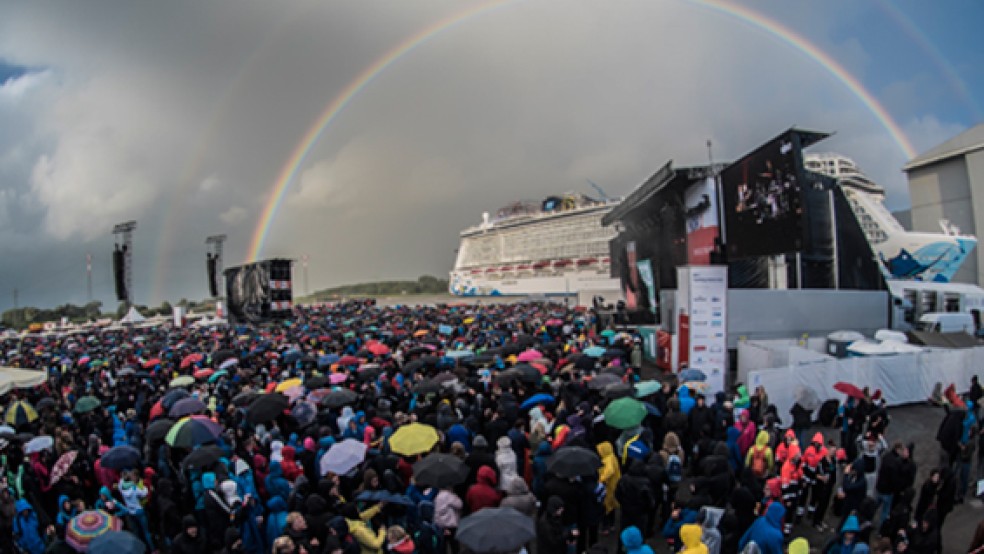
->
(120, 306, 147, 324)
(0, 367, 46, 395)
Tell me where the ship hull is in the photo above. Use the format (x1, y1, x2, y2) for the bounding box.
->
(450, 269, 619, 297)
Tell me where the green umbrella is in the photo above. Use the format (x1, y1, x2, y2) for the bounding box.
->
(207, 370, 229, 383)
(170, 376, 194, 388)
(634, 380, 662, 398)
(600, 330, 616, 338)
(74, 396, 101, 414)
(603, 397, 647, 429)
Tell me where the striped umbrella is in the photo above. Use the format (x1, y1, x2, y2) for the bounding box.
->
(166, 416, 223, 448)
(66, 510, 122, 552)
(5, 400, 38, 426)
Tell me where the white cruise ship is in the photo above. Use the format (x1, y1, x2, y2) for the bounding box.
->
(805, 153, 976, 282)
(449, 194, 621, 296)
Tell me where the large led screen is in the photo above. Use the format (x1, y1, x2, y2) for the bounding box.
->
(722, 134, 803, 258)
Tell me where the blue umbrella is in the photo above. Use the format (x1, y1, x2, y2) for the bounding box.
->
(679, 368, 707, 382)
(282, 349, 302, 364)
(583, 346, 607, 358)
(520, 393, 556, 410)
(634, 380, 662, 398)
(445, 349, 475, 360)
(88, 530, 146, 554)
(100, 446, 142, 470)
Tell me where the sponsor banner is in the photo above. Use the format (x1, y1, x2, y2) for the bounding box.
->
(679, 265, 728, 396)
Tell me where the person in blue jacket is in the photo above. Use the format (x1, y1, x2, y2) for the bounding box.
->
(13, 498, 45, 554)
(55, 495, 78, 538)
(822, 515, 870, 554)
(739, 502, 786, 554)
(678, 385, 696, 416)
(621, 525, 655, 554)
(726, 427, 744, 472)
(661, 501, 698, 553)
(265, 496, 289, 551)
(265, 461, 292, 502)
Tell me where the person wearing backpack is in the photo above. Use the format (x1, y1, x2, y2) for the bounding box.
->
(616, 460, 655, 534)
(745, 431, 774, 479)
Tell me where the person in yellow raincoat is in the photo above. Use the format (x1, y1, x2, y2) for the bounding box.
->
(680, 523, 709, 554)
(596, 441, 621, 535)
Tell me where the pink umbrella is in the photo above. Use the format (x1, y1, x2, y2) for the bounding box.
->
(329, 373, 348, 385)
(517, 349, 543, 363)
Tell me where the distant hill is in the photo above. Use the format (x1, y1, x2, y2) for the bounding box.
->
(303, 275, 448, 301)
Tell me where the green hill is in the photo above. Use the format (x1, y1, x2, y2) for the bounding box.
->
(303, 275, 448, 301)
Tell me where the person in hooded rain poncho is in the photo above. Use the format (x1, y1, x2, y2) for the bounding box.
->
(621, 525, 655, 554)
(821, 515, 870, 554)
(13, 498, 45, 554)
(697, 506, 723, 554)
(739, 502, 785, 554)
(680, 523, 709, 554)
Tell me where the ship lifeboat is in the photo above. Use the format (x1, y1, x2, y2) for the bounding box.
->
(485, 267, 498, 274)
(553, 259, 573, 269)
(469, 269, 483, 275)
(532, 260, 550, 270)
(575, 257, 598, 267)
(600, 257, 611, 265)
(499, 265, 515, 272)
(516, 264, 533, 274)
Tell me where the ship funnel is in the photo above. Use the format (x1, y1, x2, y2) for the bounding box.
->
(482, 212, 490, 226)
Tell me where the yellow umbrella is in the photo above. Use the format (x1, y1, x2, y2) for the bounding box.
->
(276, 378, 303, 392)
(463, 318, 475, 325)
(389, 423, 440, 456)
(413, 329, 429, 338)
(5, 400, 38, 425)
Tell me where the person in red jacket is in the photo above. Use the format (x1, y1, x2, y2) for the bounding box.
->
(465, 465, 502, 513)
(280, 446, 303, 481)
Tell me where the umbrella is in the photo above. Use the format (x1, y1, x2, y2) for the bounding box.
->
(603, 382, 635, 400)
(180, 353, 203, 369)
(320, 438, 367, 476)
(511, 364, 541, 384)
(88, 530, 147, 554)
(66, 510, 122, 552)
(166, 416, 223, 448)
(231, 391, 261, 406)
(679, 368, 707, 382)
(276, 378, 303, 392)
(305, 375, 329, 389)
(50, 450, 79, 485)
(145, 419, 174, 444)
(0, 424, 14, 436)
(643, 402, 662, 417)
(193, 368, 214, 380)
(207, 369, 229, 383)
(516, 349, 543, 363)
(795, 386, 822, 412)
(445, 349, 474, 360)
(211, 349, 236, 366)
(603, 397, 648, 429)
(36, 397, 57, 411)
(366, 342, 391, 356)
(520, 393, 556, 410)
(282, 349, 302, 364)
(587, 373, 621, 390)
(74, 395, 102, 414)
(168, 397, 206, 418)
(218, 358, 238, 371)
(321, 389, 358, 409)
(246, 393, 289, 425)
(142, 358, 161, 369)
(169, 375, 194, 388)
(5, 400, 38, 425)
(161, 389, 190, 410)
(338, 355, 360, 366)
(389, 423, 440, 456)
(355, 490, 415, 506)
(291, 401, 317, 426)
(413, 379, 442, 395)
(634, 380, 662, 398)
(547, 446, 601, 478)
(181, 445, 224, 470)
(329, 373, 348, 385)
(413, 453, 469, 488)
(100, 445, 142, 470)
(24, 435, 53, 454)
(834, 382, 865, 400)
(431, 371, 458, 384)
(456, 507, 536, 554)
(584, 346, 607, 357)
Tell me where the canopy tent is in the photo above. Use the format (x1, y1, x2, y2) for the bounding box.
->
(0, 367, 45, 395)
(120, 307, 147, 324)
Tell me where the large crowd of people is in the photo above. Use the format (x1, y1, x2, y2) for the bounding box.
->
(0, 300, 982, 554)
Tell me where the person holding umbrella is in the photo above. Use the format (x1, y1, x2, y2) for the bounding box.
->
(118, 469, 153, 551)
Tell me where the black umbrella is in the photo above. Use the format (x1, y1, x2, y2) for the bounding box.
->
(512, 364, 540, 384)
(211, 349, 236, 365)
(413, 453, 469, 489)
(36, 398, 56, 411)
(546, 446, 601, 478)
(574, 355, 596, 371)
(169, 397, 206, 418)
(246, 393, 289, 425)
(403, 359, 426, 375)
(515, 334, 537, 347)
(321, 389, 358, 409)
(588, 373, 621, 390)
(495, 369, 522, 386)
(231, 391, 261, 407)
(456, 507, 535, 553)
(603, 382, 634, 400)
(145, 419, 174, 444)
(182, 445, 224, 470)
(161, 389, 190, 411)
(100, 445, 142, 470)
(305, 375, 329, 389)
(470, 354, 495, 366)
(413, 380, 441, 395)
(405, 347, 431, 357)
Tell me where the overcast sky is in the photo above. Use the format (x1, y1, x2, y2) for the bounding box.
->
(0, 0, 981, 309)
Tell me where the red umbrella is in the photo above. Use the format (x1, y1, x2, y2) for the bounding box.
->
(148, 400, 165, 420)
(143, 358, 161, 369)
(366, 342, 390, 356)
(338, 355, 360, 366)
(51, 450, 78, 485)
(193, 368, 214, 380)
(180, 353, 204, 369)
(833, 382, 865, 400)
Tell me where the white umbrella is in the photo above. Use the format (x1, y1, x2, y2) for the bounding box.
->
(219, 358, 238, 371)
(0, 424, 15, 435)
(24, 435, 53, 454)
(319, 438, 367, 476)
